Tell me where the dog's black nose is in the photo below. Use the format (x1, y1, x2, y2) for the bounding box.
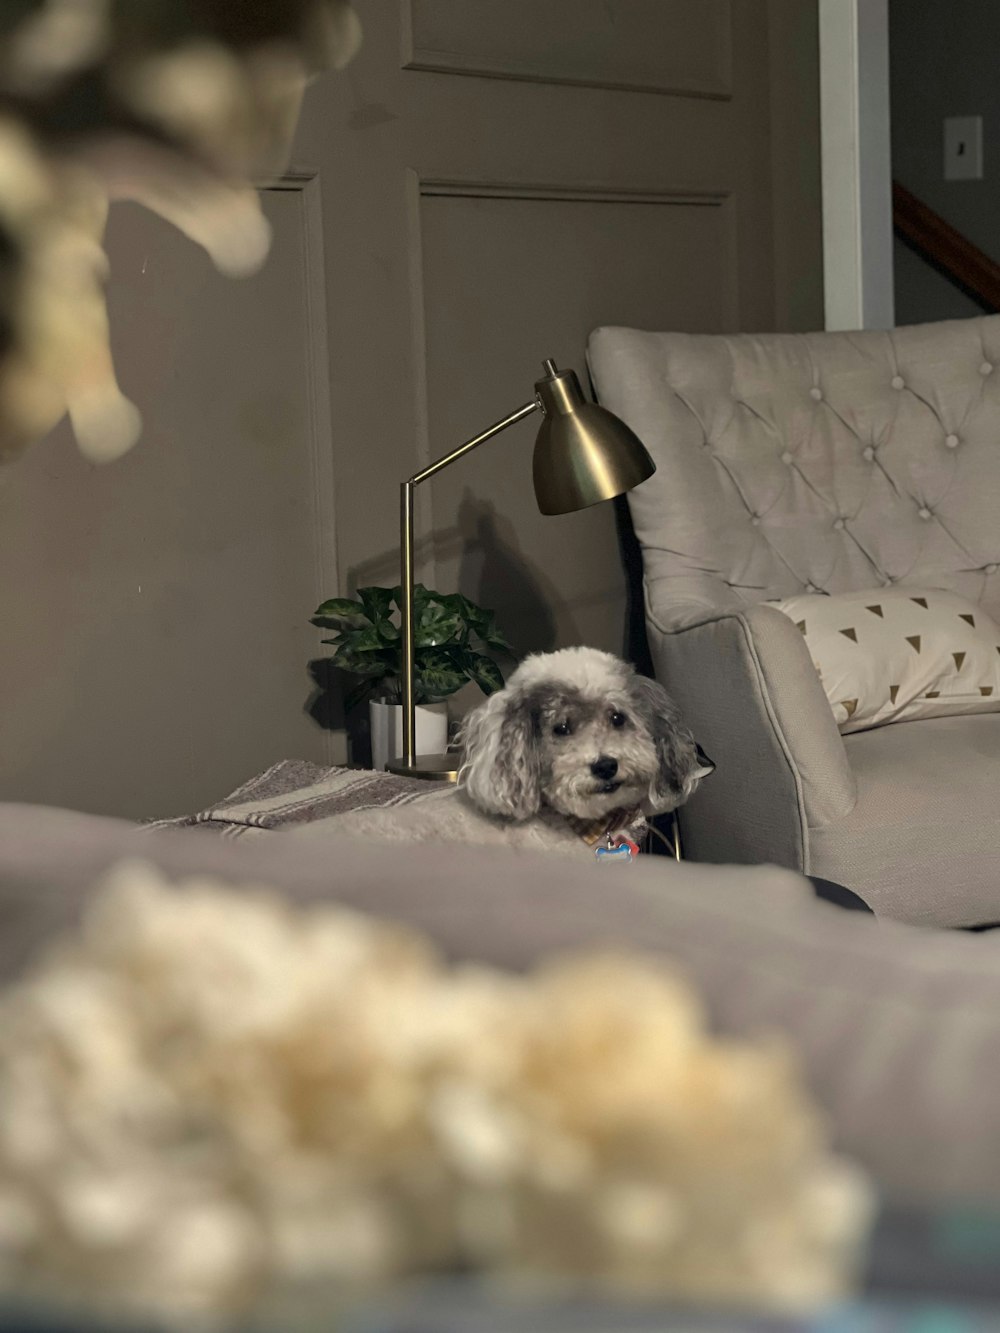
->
(591, 756, 619, 781)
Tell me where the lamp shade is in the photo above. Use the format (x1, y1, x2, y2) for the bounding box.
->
(532, 360, 655, 515)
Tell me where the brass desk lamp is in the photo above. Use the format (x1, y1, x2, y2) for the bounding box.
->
(387, 359, 655, 781)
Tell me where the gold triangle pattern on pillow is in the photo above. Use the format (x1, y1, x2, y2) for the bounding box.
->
(768, 586, 1000, 734)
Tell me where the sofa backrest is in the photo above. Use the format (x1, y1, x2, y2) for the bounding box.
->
(588, 317, 1000, 621)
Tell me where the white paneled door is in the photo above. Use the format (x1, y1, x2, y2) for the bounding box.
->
(293, 0, 820, 660)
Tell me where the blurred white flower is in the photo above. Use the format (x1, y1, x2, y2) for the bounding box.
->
(0, 861, 875, 1327)
(1, 0, 110, 92)
(0, 0, 361, 461)
(0, 119, 139, 461)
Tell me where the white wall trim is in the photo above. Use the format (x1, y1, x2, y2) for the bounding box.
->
(819, 0, 894, 330)
(264, 169, 341, 764)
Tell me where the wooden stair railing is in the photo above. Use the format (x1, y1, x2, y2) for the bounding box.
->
(893, 180, 1000, 312)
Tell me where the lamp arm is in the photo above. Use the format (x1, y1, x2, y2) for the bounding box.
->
(400, 396, 541, 767)
(408, 398, 540, 486)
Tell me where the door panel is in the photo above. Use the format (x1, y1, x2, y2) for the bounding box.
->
(405, 0, 733, 98)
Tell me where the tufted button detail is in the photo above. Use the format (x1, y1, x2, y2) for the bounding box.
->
(982, 362, 994, 376)
(809, 387, 823, 401)
(805, 583, 818, 593)
(945, 434, 959, 448)
(750, 515, 760, 526)
(987, 564, 999, 576)
(891, 375, 905, 390)
(781, 450, 793, 464)
(918, 507, 932, 520)
(833, 518, 845, 530)
(882, 577, 894, 586)
(863, 446, 875, 461)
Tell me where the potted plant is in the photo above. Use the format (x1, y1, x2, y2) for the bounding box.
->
(311, 584, 511, 771)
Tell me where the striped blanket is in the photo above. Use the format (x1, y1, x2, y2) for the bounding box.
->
(146, 762, 443, 839)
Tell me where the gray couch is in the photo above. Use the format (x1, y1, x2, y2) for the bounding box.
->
(5, 801, 1000, 1212)
(588, 316, 1000, 927)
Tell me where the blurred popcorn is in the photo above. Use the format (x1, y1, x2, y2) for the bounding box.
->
(0, 862, 874, 1328)
(0, 0, 361, 462)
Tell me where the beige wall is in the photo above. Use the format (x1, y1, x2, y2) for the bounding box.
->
(0, 0, 824, 818)
(0, 189, 341, 819)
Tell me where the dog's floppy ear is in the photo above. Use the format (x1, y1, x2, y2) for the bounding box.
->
(458, 686, 540, 820)
(627, 673, 715, 813)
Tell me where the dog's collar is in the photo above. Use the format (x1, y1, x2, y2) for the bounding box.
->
(566, 806, 643, 848)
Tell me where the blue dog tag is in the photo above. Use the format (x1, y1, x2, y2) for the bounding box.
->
(595, 840, 637, 865)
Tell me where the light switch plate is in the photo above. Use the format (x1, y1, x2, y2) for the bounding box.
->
(944, 115, 983, 181)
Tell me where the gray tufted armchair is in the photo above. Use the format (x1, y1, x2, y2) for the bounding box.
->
(588, 316, 1000, 927)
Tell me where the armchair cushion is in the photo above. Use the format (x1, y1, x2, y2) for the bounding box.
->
(770, 586, 1000, 733)
(813, 713, 1000, 926)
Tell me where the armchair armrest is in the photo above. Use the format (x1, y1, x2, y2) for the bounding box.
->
(645, 585, 856, 872)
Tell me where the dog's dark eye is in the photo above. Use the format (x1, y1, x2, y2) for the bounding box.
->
(610, 711, 628, 729)
(552, 720, 572, 737)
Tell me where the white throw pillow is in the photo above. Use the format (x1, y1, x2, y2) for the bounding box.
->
(770, 587, 1000, 733)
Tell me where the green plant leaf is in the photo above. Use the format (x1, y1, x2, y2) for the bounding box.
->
(393, 583, 432, 613)
(335, 625, 386, 653)
(466, 609, 511, 653)
(344, 662, 394, 680)
(415, 605, 462, 647)
(317, 582, 508, 706)
(483, 628, 513, 653)
(358, 586, 395, 623)
(415, 651, 467, 700)
(312, 597, 369, 625)
(330, 645, 395, 676)
(454, 594, 490, 631)
(467, 654, 505, 694)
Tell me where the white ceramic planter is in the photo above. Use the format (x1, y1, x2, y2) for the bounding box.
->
(369, 699, 448, 772)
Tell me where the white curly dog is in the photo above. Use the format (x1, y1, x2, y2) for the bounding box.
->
(300, 647, 713, 858)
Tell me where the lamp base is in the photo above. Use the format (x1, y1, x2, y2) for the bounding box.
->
(386, 752, 459, 782)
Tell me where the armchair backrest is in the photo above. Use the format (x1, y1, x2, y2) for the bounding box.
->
(588, 317, 1000, 623)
